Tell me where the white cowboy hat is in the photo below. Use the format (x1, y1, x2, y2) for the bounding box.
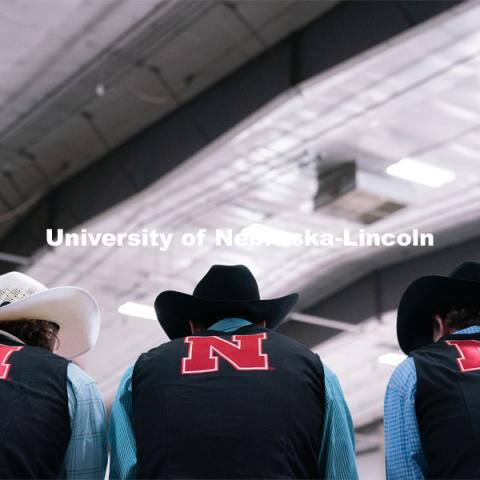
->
(0, 272, 100, 359)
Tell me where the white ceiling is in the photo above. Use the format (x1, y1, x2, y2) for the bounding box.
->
(0, 0, 335, 237)
(0, 0, 163, 128)
(23, 0, 480, 424)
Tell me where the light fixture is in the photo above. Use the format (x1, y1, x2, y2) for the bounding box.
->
(95, 83, 106, 97)
(386, 158, 455, 188)
(118, 301, 156, 320)
(299, 199, 314, 213)
(377, 352, 407, 366)
(266, 135, 300, 153)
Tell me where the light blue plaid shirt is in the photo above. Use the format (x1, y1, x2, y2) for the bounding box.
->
(384, 325, 480, 479)
(109, 318, 358, 479)
(61, 363, 108, 479)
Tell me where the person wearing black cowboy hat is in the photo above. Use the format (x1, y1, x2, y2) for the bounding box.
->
(109, 264, 358, 479)
(384, 261, 480, 480)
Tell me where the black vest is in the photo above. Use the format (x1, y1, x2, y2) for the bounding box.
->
(412, 333, 480, 479)
(0, 335, 71, 479)
(133, 325, 325, 479)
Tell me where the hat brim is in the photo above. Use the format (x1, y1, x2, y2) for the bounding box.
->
(155, 291, 299, 339)
(0, 286, 100, 359)
(397, 276, 480, 354)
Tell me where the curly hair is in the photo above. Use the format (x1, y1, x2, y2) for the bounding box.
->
(0, 320, 60, 351)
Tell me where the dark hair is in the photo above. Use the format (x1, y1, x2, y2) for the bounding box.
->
(443, 307, 480, 331)
(0, 320, 60, 351)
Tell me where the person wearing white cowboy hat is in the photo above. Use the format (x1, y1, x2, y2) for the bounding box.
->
(384, 261, 480, 480)
(109, 264, 358, 479)
(0, 271, 107, 479)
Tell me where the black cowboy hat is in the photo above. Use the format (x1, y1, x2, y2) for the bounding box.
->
(397, 261, 480, 354)
(155, 264, 299, 339)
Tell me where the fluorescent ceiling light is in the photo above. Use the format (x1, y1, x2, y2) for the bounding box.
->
(299, 200, 314, 213)
(250, 147, 275, 161)
(386, 158, 455, 188)
(377, 352, 407, 366)
(266, 136, 300, 153)
(118, 301, 156, 320)
(241, 223, 299, 247)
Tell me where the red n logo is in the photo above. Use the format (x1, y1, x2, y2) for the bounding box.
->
(446, 339, 480, 372)
(0, 345, 23, 380)
(182, 333, 269, 374)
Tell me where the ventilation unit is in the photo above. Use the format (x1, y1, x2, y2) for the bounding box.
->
(314, 158, 405, 224)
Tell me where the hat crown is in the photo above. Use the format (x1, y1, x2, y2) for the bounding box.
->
(193, 265, 260, 301)
(449, 261, 480, 283)
(0, 272, 46, 306)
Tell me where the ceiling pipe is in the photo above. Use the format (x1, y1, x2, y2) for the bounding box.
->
(0, 251, 31, 266)
(289, 312, 362, 333)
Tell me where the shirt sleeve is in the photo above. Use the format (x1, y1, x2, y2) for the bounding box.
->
(384, 357, 427, 480)
(318, 364, 358, 480)
(109, 366, 137, 479)
(60, 362, 108, 480)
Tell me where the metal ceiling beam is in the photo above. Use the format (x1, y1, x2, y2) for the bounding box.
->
(289, 312, 362, 333)
(0, 252, 31, 266)
(279, 231, 480, 348)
